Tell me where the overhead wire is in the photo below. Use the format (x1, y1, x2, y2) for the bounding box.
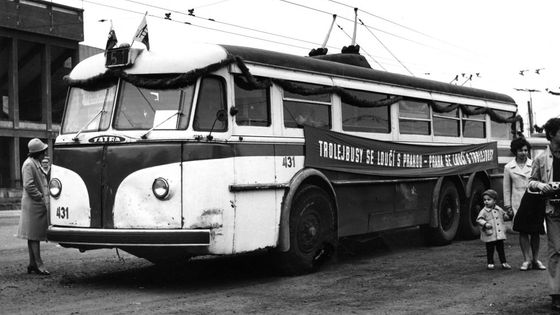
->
(359, 18, 413, 76)
(326, 0, 470, 53)
(57, 0, 448, 74)
(77, 0, 314, 51)
(115, 0, 342, 51)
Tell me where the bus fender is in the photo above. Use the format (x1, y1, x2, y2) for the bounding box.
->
(465, 171, 490, 197)
(278, 168, 337, 252)
(430, 177, 445, 228)
(430, 175, 464, 228)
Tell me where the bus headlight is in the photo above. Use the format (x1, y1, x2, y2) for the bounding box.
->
(49, 178, 62, 198)
(152, 177, 170, 200)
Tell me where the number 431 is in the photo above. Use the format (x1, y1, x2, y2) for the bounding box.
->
(56, 206, 69, 219)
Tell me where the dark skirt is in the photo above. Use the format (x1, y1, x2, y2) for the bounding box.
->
(513, 191, 546, 235)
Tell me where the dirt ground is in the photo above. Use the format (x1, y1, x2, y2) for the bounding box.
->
(0, 214, 555, 314)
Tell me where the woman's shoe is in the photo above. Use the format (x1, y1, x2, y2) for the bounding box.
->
(501, 263, 512, 270)
(520, 261, 531, 271)
(29, 265, 50, 275)
(533, 260, 547, 270)
(487, 264, 495, 270)
(35, 267, 50, 275)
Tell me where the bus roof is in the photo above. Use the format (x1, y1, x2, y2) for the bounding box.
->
(220, 45, 516, 106)
(70, 42, 516, 106)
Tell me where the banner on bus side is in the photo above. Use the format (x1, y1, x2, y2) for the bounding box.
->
(304, 127, 498, 177)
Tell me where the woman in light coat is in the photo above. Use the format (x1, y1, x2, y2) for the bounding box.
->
(17, 138, 50, 275)
(504, 137, 546, 271)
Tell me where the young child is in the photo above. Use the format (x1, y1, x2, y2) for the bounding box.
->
(476, 189, 514, 270)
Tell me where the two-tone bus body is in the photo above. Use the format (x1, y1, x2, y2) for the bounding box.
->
(47, 42, 521, 274)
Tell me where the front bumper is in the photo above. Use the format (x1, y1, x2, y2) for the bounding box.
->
(47, 226, 210, 247)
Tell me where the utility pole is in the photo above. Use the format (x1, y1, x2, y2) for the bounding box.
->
(514, 88, 540, 134)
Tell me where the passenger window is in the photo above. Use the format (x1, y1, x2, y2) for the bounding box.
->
(491, 110, 514, 140)
(283, 81, 331, 129)
(433, 103, 460, 137)
(234, 75, 271, 127)
(462, 106, 486, 138)
(193, 77, 227, 131)
(341, 90, 390, 133)
(399, 99, 431, 135)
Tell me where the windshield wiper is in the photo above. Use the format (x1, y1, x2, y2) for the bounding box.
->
(72, 109, 105, 142)
(141, 111, 180, 139)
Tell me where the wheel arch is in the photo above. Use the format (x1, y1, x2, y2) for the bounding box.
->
(429, 175, 465, 228)
(465, 171, 490, 197)
(277, 168, 338, 252)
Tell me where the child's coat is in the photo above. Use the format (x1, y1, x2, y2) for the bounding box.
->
(476, 205, 511, 242)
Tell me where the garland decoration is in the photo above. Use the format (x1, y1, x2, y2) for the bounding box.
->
(64, 53, 522, 129)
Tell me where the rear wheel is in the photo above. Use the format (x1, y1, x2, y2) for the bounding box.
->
(460, 179, 485, 239)
(276, 185, 336, 275)
(428, 181, 460, 245)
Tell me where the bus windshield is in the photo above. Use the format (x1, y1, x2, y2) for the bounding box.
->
(114, 82, 193, 130)
(62, 86, 117, 134)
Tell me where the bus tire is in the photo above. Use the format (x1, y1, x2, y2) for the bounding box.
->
(428, 181, 460, 245)
(276, 185, 336, 275)
(460, 179, 485, 239)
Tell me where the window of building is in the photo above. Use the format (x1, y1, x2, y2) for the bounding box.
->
(341, 90, 390, 133)
(462, 106, 486, 138)
(234, 75, 270, 127)
(399, 99, 431, 135)
(51, 46, 75, 124)
(283, 81, 331, 129)
(0, 37, 8, 121)
(433, 103, 460, 137)
(18, 40, 43, 123)
(193, 76, 227, 131)
(490, 110, 514, 140)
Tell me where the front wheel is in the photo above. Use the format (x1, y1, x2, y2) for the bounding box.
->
(276, 185, 336, 275)
(428, 181, 460, 245)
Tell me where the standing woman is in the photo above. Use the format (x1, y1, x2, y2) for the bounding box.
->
(505, 137, 546, 271)
(17, 138, 50, 275)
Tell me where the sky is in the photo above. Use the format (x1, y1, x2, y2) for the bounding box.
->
(50, 0, 560, 130)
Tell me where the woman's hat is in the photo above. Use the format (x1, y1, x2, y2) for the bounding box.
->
(482, 189, 498, 200)
(28, 138, 48, 153)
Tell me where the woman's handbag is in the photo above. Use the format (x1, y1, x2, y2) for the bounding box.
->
(513, 189, 546, 234)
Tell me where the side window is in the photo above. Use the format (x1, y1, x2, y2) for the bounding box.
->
(490, 110, 513, 140)
(234, 75, 271, 127)
(341, 90, 390, 133)
(399, 99, 431, 135)
(283, 82, 331, 129)
(193, 77, 227, 131)
(433, 102, 460, 137)
(462, 106, 486, 138)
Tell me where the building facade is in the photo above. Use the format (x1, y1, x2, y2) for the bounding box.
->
(0, 0, 86, 207)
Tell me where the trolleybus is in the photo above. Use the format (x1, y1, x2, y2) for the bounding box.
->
(47, 41, 522, 274)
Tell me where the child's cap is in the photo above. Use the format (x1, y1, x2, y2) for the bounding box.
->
(482, 189, 498, 200)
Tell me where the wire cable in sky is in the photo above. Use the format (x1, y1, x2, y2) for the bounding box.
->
(80, 0, 314, 51)
(359, 19, 414, 76)
(326, 0, 470, 53)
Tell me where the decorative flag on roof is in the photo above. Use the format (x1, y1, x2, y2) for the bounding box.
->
(132, 12, 150, 50)
(105, 20, 117, 54)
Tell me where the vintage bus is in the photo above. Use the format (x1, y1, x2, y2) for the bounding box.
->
(47, 42, 522, 274)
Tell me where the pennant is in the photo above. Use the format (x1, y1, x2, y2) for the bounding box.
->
(105, 21, 117, 53)
(133, 13, 150, 50)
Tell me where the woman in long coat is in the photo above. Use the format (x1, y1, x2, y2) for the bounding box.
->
(17, 138, 50, 275)
(505, 137, 546, 271)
